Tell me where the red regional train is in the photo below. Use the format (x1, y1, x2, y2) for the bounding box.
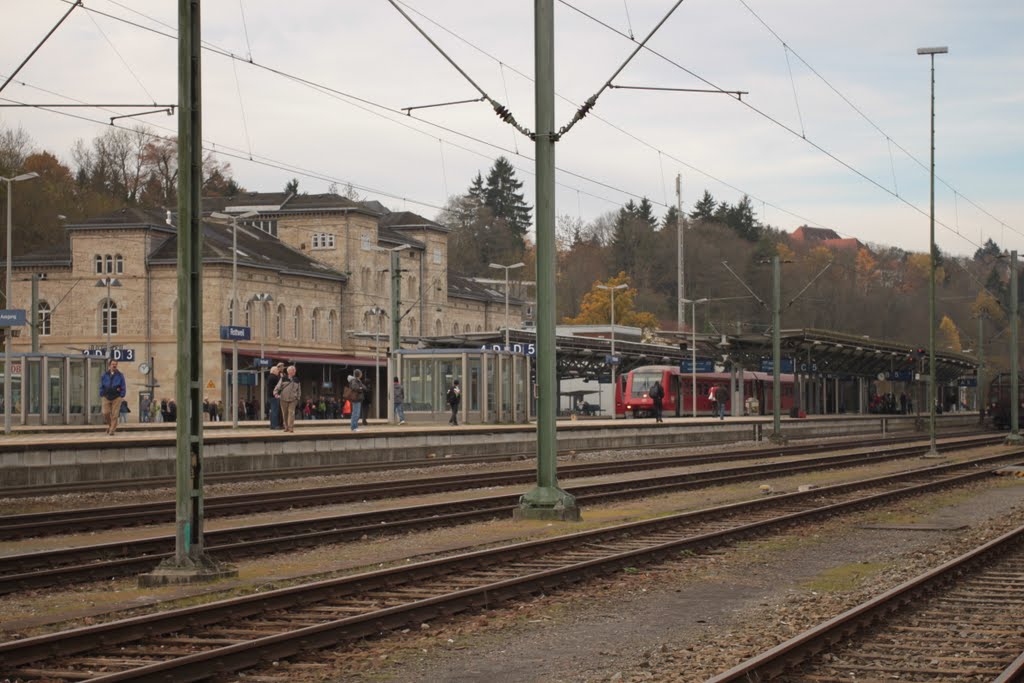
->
(615, 365, 796, 418)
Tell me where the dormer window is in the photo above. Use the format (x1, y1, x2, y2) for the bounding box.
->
(433, 246, 442, 264)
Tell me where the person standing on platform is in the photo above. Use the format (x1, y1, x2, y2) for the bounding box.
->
(99, 359, 127, 436)
(276, 365, 301, 433)
(393, 377, 406, 425)
(361, 379, 372, 426)
(268, 363, 284, 429)
(649, 380, 665, 423)
(347, 370, 366, 432)
(446, 378, 462, 426)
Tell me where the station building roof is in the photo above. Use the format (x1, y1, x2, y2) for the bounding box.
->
(422, 327, 978, 384)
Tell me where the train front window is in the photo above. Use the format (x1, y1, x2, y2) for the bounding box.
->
(631, 372, 660, 397)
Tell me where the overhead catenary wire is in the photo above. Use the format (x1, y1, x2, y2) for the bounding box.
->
(83, 6, 158, 104)
(391, 1, 844, 234)
(43, 0, 1011, 254)
(556, 0, 1009, 253)
(735, 0, 1017, 238)
(0, 0, 81, 96)
(47, 1, 665, 211)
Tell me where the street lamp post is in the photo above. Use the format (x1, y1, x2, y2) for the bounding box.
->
(597, 283, 628, 419)
(212, 211, 257, 428)
(489, 262, 525, 349)
(2, 171, 38, 434)
(682, 298, 709, 417)
(251, 293, 273, 420)
(918, 45, 947, 456)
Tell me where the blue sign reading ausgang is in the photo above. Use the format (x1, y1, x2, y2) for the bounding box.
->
(0, 309, 26, 327)
(220, 325, 251, 341)
(680, 358, 715, 373)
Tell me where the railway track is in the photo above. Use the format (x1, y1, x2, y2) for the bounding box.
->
(0, 432, 999, 541)
(708, 521, 1024, 682)
(0, 438, 992, 594)
(0, 428, 987, 499)
(2, 451, 1021, 682)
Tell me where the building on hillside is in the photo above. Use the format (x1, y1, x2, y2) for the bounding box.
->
(7, 192, 528, 424)
(788, 225, 863, 251)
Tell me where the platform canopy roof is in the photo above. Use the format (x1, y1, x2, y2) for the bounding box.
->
(421, 327, 977, 384)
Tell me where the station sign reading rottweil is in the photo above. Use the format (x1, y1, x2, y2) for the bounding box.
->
(220, 325, 251, 341)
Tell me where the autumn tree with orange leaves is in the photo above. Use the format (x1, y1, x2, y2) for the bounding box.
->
(562, 272, 659, 334)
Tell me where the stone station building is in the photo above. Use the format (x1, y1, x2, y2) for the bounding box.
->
(6, 192, 527, 424)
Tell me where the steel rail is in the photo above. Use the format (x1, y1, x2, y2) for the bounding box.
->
(0, 428, 987, 499)
(2, 451, 1021, 680)
(0, 440, 983, 593)
(0, 432, 999, 540)
(707, 523, 1024, 682)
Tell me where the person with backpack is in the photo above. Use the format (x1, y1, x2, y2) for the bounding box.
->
(649, 380, 665, 423)
(713, 384, 728, 420)
(446, 378, 462, 426)
(346, 370, 367, 432)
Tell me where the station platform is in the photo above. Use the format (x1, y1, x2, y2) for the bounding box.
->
(0, 413, 983, 488)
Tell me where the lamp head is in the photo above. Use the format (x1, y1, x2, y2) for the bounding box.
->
(917, 46, 948, 55)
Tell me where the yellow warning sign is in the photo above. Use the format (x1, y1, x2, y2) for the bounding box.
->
(206, 380, 216, 389)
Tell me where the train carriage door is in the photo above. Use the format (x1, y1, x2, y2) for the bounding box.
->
(669, 373, 681, 417)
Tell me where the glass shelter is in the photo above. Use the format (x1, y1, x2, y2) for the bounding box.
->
(397, 348, 533, 424)
(0, 352, 105, 425)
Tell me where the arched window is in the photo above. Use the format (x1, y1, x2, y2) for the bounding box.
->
(244, 300, 253, 328)
(114, 254, 124, 274)
(293, 306, 302, 340)
(435, 319, 442, 336)
(38, 301, 52, 336)
(311, 308, 319, 341)
(361, 267, 370, 291)
(407, 316, 416, 335)
(464, 324, 471, 334)
(407, 276, 417, 298)
(228, 298, 236, 325)
(104, 254, 113, 274)
(94, 255, 103, 274)
(328, 310, 336, 342)
(376, 270, 386, 294)
(452, 323, 459, 335)
(276, 304, 285, 338)
(101, 299, 118, 335)
(476, 325, 482, 332)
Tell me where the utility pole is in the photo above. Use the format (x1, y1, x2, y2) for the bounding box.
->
(1009, 250, 1022, 444)
(769, 255, 784, 443)
(676, 174, 684, 332)
(977, 313, 984, 424)
(514, 0, 579, 522)
(142, 0, 234, 585)
(30, 274, 39, 352)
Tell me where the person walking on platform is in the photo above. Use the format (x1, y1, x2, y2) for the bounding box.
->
(393, 376, 406, 425)
(447, 378, 462, 426)
(276, 365, 301, 433)
(649, 380, 665, 423)
(713, 384, 728, 420)
(347, 370, 367, 432)
(99, 359, 127, 436)
(268, 363, 284, 429)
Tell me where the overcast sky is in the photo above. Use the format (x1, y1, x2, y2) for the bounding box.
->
(3, 1, 1022, 257)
